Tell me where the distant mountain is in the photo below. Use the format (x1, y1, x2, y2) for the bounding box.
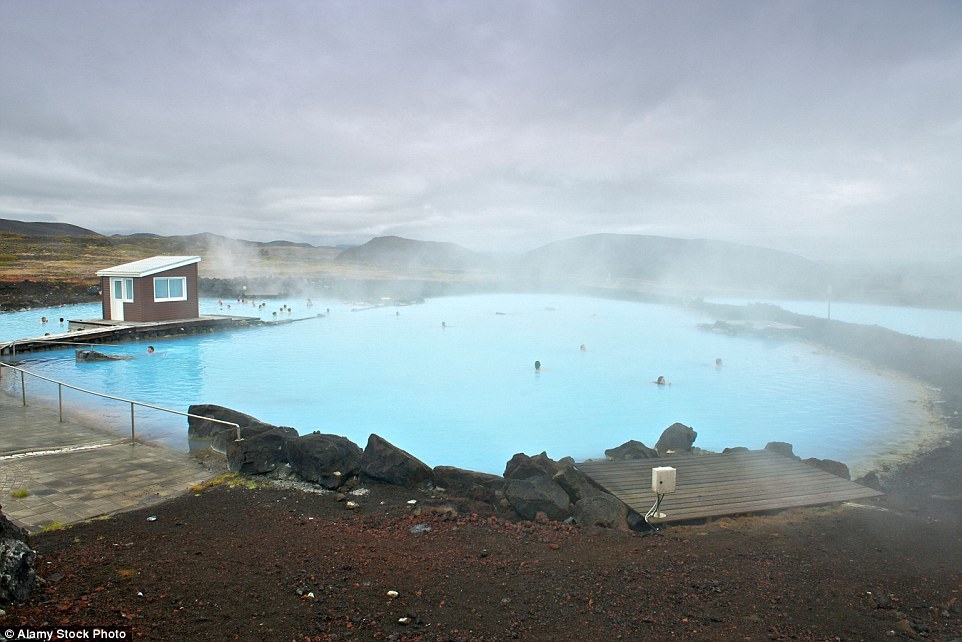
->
(514, 234, 826, 295)
(0, 217, 829, 297)
(335, 235, 491, 271)
(157, 232, 318, 250)
(332, 233, 826, 296)
(0, 218, 102, 237)
(169, 232, 247, 246)
(262, 239, 316, 249)
(3, 217, 956, 305)
(106, 231, 315, 250)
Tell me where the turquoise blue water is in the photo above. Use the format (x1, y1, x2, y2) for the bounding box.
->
(705, 297, 962, 343)
(1, 294, 936, 475)
(0, 297, 309, 340)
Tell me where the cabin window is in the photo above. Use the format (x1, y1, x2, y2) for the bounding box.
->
(113, 278, 134, 302)
(153, 276, 187, 302)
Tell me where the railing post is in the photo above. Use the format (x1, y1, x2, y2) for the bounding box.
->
(3, 365, 240, 449)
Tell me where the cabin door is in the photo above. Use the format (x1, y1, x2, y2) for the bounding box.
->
(109, 278, 129, 321)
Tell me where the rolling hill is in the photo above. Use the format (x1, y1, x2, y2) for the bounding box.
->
(10, 219, 954, 305)
(336, 233, 827, 296)
(513, 233, 826, 295)
(335, 235, 492, 272)
(0, 218, 102, 237)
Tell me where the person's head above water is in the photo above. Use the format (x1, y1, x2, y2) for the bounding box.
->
(147, 346, 155, 354)
(656, 375, 666, 385)
(534, 360, 542, 371)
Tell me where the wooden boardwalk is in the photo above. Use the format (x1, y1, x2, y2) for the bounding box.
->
(0, 315, 260, 355)
(577, 449, 883, 525)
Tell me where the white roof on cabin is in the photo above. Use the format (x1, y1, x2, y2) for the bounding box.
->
(96, 256, 201, 278)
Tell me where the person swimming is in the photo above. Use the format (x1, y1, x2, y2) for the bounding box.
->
(580, 344, 587, 352)
(534, 360, 542, 372)
(715, 358, 723, 367)
(147, 346, 155, 354)
(654, 375, 669, 385)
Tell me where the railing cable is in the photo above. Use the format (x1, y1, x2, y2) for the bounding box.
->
(0, 362, 240, 443)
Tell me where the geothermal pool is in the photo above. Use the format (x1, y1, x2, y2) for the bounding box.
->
(0, 294, 940, 476)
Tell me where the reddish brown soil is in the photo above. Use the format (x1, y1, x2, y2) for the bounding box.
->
(4, 458, 961, 642)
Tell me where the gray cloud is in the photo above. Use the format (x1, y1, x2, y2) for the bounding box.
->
(1, 0, 960, 261)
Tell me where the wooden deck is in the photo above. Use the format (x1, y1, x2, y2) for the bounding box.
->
(576, 449, 883, 525)
(0, 315, 261, 355)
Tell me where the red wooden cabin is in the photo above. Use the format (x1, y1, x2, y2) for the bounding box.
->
(96, 256, 201, 322)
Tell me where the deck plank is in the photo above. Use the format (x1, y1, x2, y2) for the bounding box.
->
(0, 315, 262, 355)
(577, 450, 881, 524)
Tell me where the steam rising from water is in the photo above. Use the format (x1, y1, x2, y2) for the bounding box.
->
(2, 294, 945, 478)
(200, 236, 264, 280)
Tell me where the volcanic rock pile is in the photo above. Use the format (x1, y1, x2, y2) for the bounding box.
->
(188, 404, 649, 529)
(0, 505, 36, 605)
(188, 405, 856, 531)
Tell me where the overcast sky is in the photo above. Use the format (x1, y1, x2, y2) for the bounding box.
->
(1, 1, 960, 262)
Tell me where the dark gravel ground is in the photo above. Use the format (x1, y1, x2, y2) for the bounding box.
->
(3, 459, 961, 642)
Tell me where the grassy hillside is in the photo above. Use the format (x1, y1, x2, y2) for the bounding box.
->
(0, 232, 344, 284)
(0, 218, 101, 237)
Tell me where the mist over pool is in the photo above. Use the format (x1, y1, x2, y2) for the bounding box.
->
(2, 294, 939, 476)
(705, 297, 962, 343)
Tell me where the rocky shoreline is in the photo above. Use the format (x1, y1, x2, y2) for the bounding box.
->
(0, 279, 100, 311)
(181, 291, 962, 521)
(187, 404, 872, 533)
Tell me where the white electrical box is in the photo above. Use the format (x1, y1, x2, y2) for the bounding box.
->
(651, 466, 677, 494)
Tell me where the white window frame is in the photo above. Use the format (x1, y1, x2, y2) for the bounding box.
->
(153, 276, 188, 302)
(113, 278, 134, 302)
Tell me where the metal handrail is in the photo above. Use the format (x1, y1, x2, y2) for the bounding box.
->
(0, 362, 240, 444)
